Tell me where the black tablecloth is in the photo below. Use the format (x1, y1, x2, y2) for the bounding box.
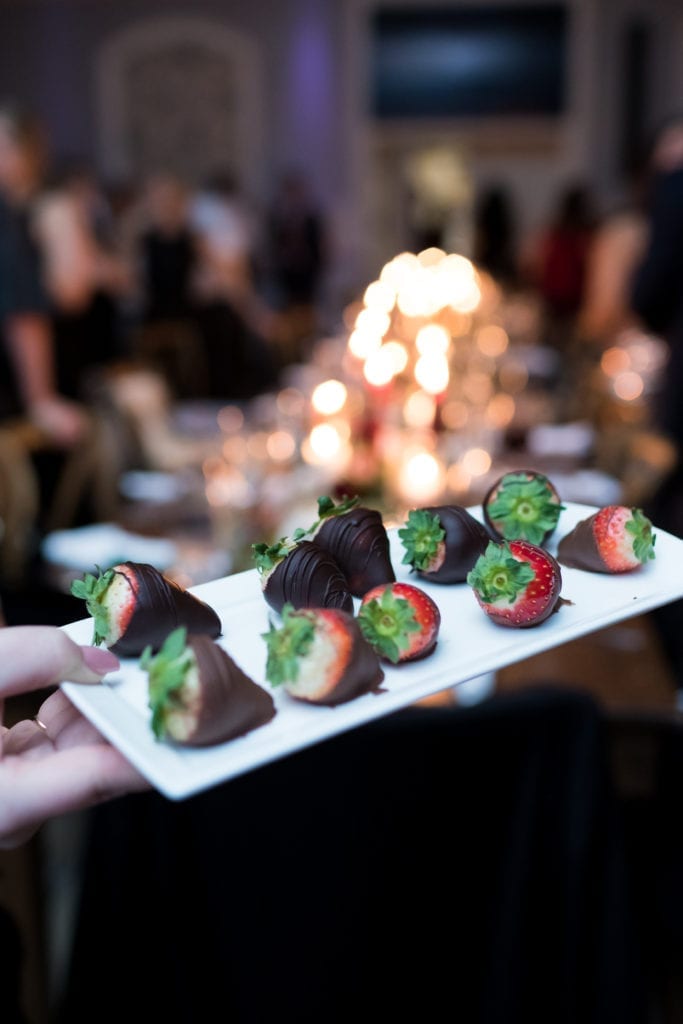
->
(60, 688, 646, 1024)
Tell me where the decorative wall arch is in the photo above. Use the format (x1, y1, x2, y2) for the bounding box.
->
(96, 16, 263, 185)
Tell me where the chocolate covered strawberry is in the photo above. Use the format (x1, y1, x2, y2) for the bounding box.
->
(70, 562, 221, 656)
(483, 470, 564, 545)
(262, 604, 384, 706)
(398, 505, 491, 583)
(358, 582, 441, 663)
(142, 628, 275, 746)
(252, 538, 353, 614)
(467, 539, 563, 628)
(557, 505, 656, 573)
(305, 495, 395, 596)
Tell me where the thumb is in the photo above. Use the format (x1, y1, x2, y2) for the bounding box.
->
(0, 627, 119, 698)
(75, 645, 121, 682)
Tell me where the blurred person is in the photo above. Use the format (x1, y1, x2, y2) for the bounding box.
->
(0, 103, 84, 444)
(132, 173, 208, 397)
(0, 109, 126, 575)
(578, 197, 648, 346)
(631, 114, 683, 686)
(266, 170, 326, 361)
(631, 114, 683, 444)
(48, 160, 119, 254)
(472, 184, 518, 285)
(37, 161, 130, 399)
(191, 170, 277, 398)
(191, 170, 255, 309)
(139, 173, 196, 323)
(530, 183, 597, 350)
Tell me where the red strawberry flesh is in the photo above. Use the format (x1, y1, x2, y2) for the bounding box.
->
(359, 582, 441, 663)
(557, 505, 655, 573)
(108, 565, 138, 644)
(71, 561, 222, 655)
(263, 606, 384, 705)
(467, 539, 563, 628)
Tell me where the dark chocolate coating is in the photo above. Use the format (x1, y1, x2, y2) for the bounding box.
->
(482, 595, 563, 628)
(171, 635, 275, 746)
(264, 541, 353, 614)
(557, 514, 608, 572)
(288, 611, 384, 706)
(416, 505, 492, 584)
(483, 469, 561, 544)
(315, 508, 395, 596)
(110, 562, 222, 657)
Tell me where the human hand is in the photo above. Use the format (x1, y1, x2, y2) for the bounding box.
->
(29, 395, 88, 447)
(0, 627, 148, 849)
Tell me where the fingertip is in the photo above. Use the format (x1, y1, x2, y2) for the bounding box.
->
(65, 644, 120, 683)
(80, 646, 120, 677)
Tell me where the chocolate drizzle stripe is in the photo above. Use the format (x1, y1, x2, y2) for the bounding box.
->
(315, 508, 395, 596)
(110, 562, 221, 656)
(264, 541, 353, 613)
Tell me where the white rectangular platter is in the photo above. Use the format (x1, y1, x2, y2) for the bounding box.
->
(61, 502, 683, 799)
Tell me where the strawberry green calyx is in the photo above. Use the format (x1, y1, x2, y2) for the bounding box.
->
(487, 474, 563, 544)
(297, 494, 361, 539)
(316, 494, 359, 521)
(358, 588, 420, 664)
(398, 509, 446, 572)
(142, 627, 195, 740)
(262, 604, 316, 686)
(466, 542, 535, 604)
(70, 567, 116, 646)
(252, 538, 295, 576)
(626, 508, 656, 563)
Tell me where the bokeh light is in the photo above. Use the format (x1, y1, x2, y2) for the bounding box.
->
(355, 307, 391, 337)
(348, 327, 383, 359)
(476, 325, 509, 357)
(363, 279, 396, 313)
(461, 447, 492, 476)
(613, 371, 644, 401)
(312, 379, 348, 415)
(266, 430, 296, 462)
(398, 450, 445, 503)
(364, 346, 397, 387)
(404, 391, 437, 428)
(416, 323, 451, 356)
(601, 347, 631, 376)
(415, 352, 450, 394)
(383, 340, 409, 374)
(217, 405, 244, 433)
(486, 393, 516, 428)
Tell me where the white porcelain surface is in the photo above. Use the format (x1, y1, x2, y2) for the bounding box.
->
(62, 503, 682, 800)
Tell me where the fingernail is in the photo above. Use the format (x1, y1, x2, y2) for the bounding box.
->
(81, 646, 120, 676)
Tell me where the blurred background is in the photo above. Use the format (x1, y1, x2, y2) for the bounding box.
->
(2, 1, 683, 1021)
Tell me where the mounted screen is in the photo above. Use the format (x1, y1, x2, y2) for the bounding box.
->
(371, 5, 568, 118)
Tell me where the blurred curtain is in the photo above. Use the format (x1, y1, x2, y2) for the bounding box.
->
(60, 688, 646, 1024)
